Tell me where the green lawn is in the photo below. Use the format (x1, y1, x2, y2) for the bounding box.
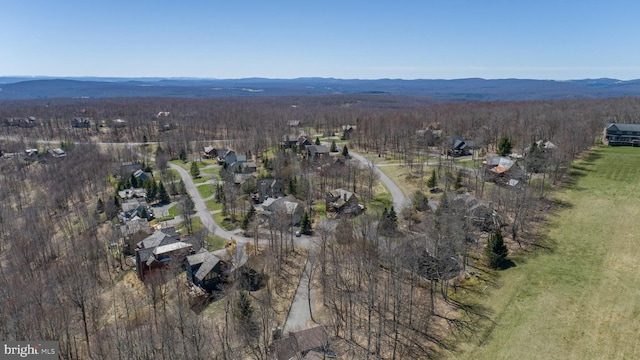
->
(448, 147, 640, 360)
(370, 191, 392, 212)
(197, 183, 216, 198)
(176, 216, 203, 233)
(213, 211, 237, 231)
(201, 166, 220, 176)
(167, 204, 179, 218)
(193, 176, 208, 184)
(205, 198, 223, 212)
(206, 235, 228, 250)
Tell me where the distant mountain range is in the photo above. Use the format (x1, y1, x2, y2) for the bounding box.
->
(1, 77, 640, 101)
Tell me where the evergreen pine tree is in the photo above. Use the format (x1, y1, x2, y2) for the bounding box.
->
(341, 144, 349, 157)
(388, 206, 398, 230)
(427, 169, 437, 190)
(242, 206, 256, 230)
(453, 170, 463, 190)
(300, 211, 312, 235)
(330, 140, 338, 152)
(190, 161, 200, 178)
(288, 177, 297, 196)
(157, 181, 170, 204)
(484, 229, 509, 269)
(130, 172, 138, 188)
(315, 137, 321, 145)
(497, 136, 514, 156)
(145, 179, 157, 202)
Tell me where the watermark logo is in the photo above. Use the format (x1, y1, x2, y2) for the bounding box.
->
(1, 342, 58, 359)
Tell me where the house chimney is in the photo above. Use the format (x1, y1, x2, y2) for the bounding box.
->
(343, 192, 347, 201)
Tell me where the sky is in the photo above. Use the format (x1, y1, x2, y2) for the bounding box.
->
(2, 0, 640, 80)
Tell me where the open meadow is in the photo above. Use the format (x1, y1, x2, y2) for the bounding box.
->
(449, 146, 640, 359)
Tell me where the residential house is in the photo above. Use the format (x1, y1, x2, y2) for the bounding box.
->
(228, 154, 250, 172)
(202, 146, 218, 159)
(416, 128, 442, 147)
(243, 161, 257, 173)
(298, 135, 312, 151)
(135, 227, 192, 280)
(603, 123, 640, 146)
(111, 118, 126, 127)
(236, 154, 247, 163)
(120, 218, 153, 255)
(71, 117, 90, 128)
(120, 162, 143, 175)
(218, 149, 237, 165)
(282, 134, 299, 149)
(483, 156, 526, 185)
(341, 124, 356, 139)
(524, 139, 557, 154)
(270, 325, 330, 360)
(233, 173, 256, 187)
(133, 169, 152, 182)
(536, 139, 557, 149)
(326, 189, 363, 217)
(453, 193, 502, 231)
(185, 248, 231, 292)
(318, 156, 352, 179)
(121, 199, 152, 220)
(263, 195, 304, 225)
(47, 148, 66, 158)
(288, 120, 301, 127)
(305, 145, 329, 159)
(5, 116, 37, 128)
(449, 138, 471, 156)
(118, 187, 147, 200)
(256, 178, 285, 203)
(25, 148, 38, 158)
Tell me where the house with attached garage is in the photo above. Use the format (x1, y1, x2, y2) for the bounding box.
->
(135, 227, 193, 280)
(602, 123, 640, 146)
(185, 248, 233, 292)
(306, 145, 330, 159)
(326, 188, 363, 217)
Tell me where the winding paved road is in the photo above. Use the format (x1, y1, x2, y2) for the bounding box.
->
(349, 151, 410, 212)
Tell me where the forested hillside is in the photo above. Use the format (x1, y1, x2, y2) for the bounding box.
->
(0, 94, 636, 359)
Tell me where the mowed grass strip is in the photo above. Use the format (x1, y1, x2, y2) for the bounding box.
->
(450, 147, 640, 360)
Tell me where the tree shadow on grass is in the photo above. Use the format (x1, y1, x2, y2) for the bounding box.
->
(550, 197, 573, 210)
(497, 258, 516, 270)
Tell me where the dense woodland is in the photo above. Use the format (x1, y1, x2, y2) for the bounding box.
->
(0, 95, 637, 359)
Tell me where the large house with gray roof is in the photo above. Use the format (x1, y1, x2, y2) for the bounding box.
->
(603, 123, 640, 146)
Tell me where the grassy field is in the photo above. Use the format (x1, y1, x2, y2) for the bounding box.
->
(448, 146, 640, 359)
